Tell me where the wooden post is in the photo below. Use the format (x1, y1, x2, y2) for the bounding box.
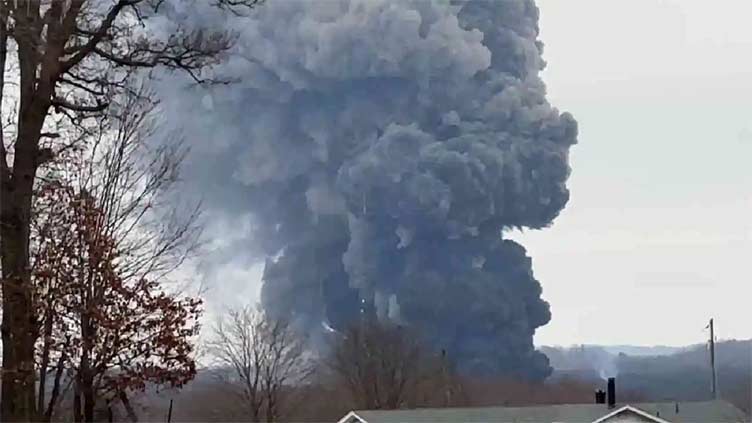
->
(709, 318, 717, 399)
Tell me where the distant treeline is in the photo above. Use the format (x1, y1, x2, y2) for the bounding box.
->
(542, 340, 751, 416)
(45, 339, 748, 421)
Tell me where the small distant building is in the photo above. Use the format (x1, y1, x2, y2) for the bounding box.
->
(337, 400, 747, 423)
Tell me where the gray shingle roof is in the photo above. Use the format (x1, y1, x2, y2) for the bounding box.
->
(347, 400, 747, 423)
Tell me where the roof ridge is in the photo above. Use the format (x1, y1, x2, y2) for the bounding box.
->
(355, 398, 731, 413)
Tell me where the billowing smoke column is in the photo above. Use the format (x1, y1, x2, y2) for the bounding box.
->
(157, 0, 577, 380)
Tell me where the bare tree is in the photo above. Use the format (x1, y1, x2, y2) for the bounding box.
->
(325, 320, 461, 410)
(0, 1, 262, 420)
(208, 306, 313, 423)
(40, 84, 202, 287)
(28, 87, 204, 423)
(32, 185, 202, 423)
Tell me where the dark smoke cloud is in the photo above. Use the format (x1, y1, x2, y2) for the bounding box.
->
(155, 0, 577, 380)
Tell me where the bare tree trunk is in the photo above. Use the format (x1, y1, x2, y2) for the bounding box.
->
(82, 374, 95, 423)
(265, 387, 277, 423)
(37, 301, 55, 416)
(44, 353, 67, 422)
(0, 184, 39, 423)
(119, 391, 139, 423)
(0, 21, 42, 411)
(1, 2, 52, 419)
(81, 314, 95, 423)
(73, 379, 83, 423)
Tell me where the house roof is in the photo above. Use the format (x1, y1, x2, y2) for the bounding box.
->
(339, 400, 747, 423)
(591, 405, 672, 423)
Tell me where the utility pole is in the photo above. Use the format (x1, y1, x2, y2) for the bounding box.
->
(708, 318, 717, 399)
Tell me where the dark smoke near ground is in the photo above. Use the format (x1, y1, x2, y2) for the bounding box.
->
(155, 0, 577, 381)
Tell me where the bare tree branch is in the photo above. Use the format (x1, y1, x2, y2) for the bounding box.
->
(1, 0, 263, 418)
(59, 0, 139, 74)
(30, 82, 204, 421)
(324, 321, 457, 410)
(209, 306, 313, 422)
(51, 96, 108, 113)
(0, 1, 10, 183)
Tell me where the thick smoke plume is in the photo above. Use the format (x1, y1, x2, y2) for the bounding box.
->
(157, 0, 577, 380)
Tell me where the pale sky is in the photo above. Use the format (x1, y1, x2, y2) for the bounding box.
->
(200, 0, 752, 348)
(516, 0, 752, 346)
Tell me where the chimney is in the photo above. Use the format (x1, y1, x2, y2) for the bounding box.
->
(607, 377, 616, 409)
(595, 390, 606, 404)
